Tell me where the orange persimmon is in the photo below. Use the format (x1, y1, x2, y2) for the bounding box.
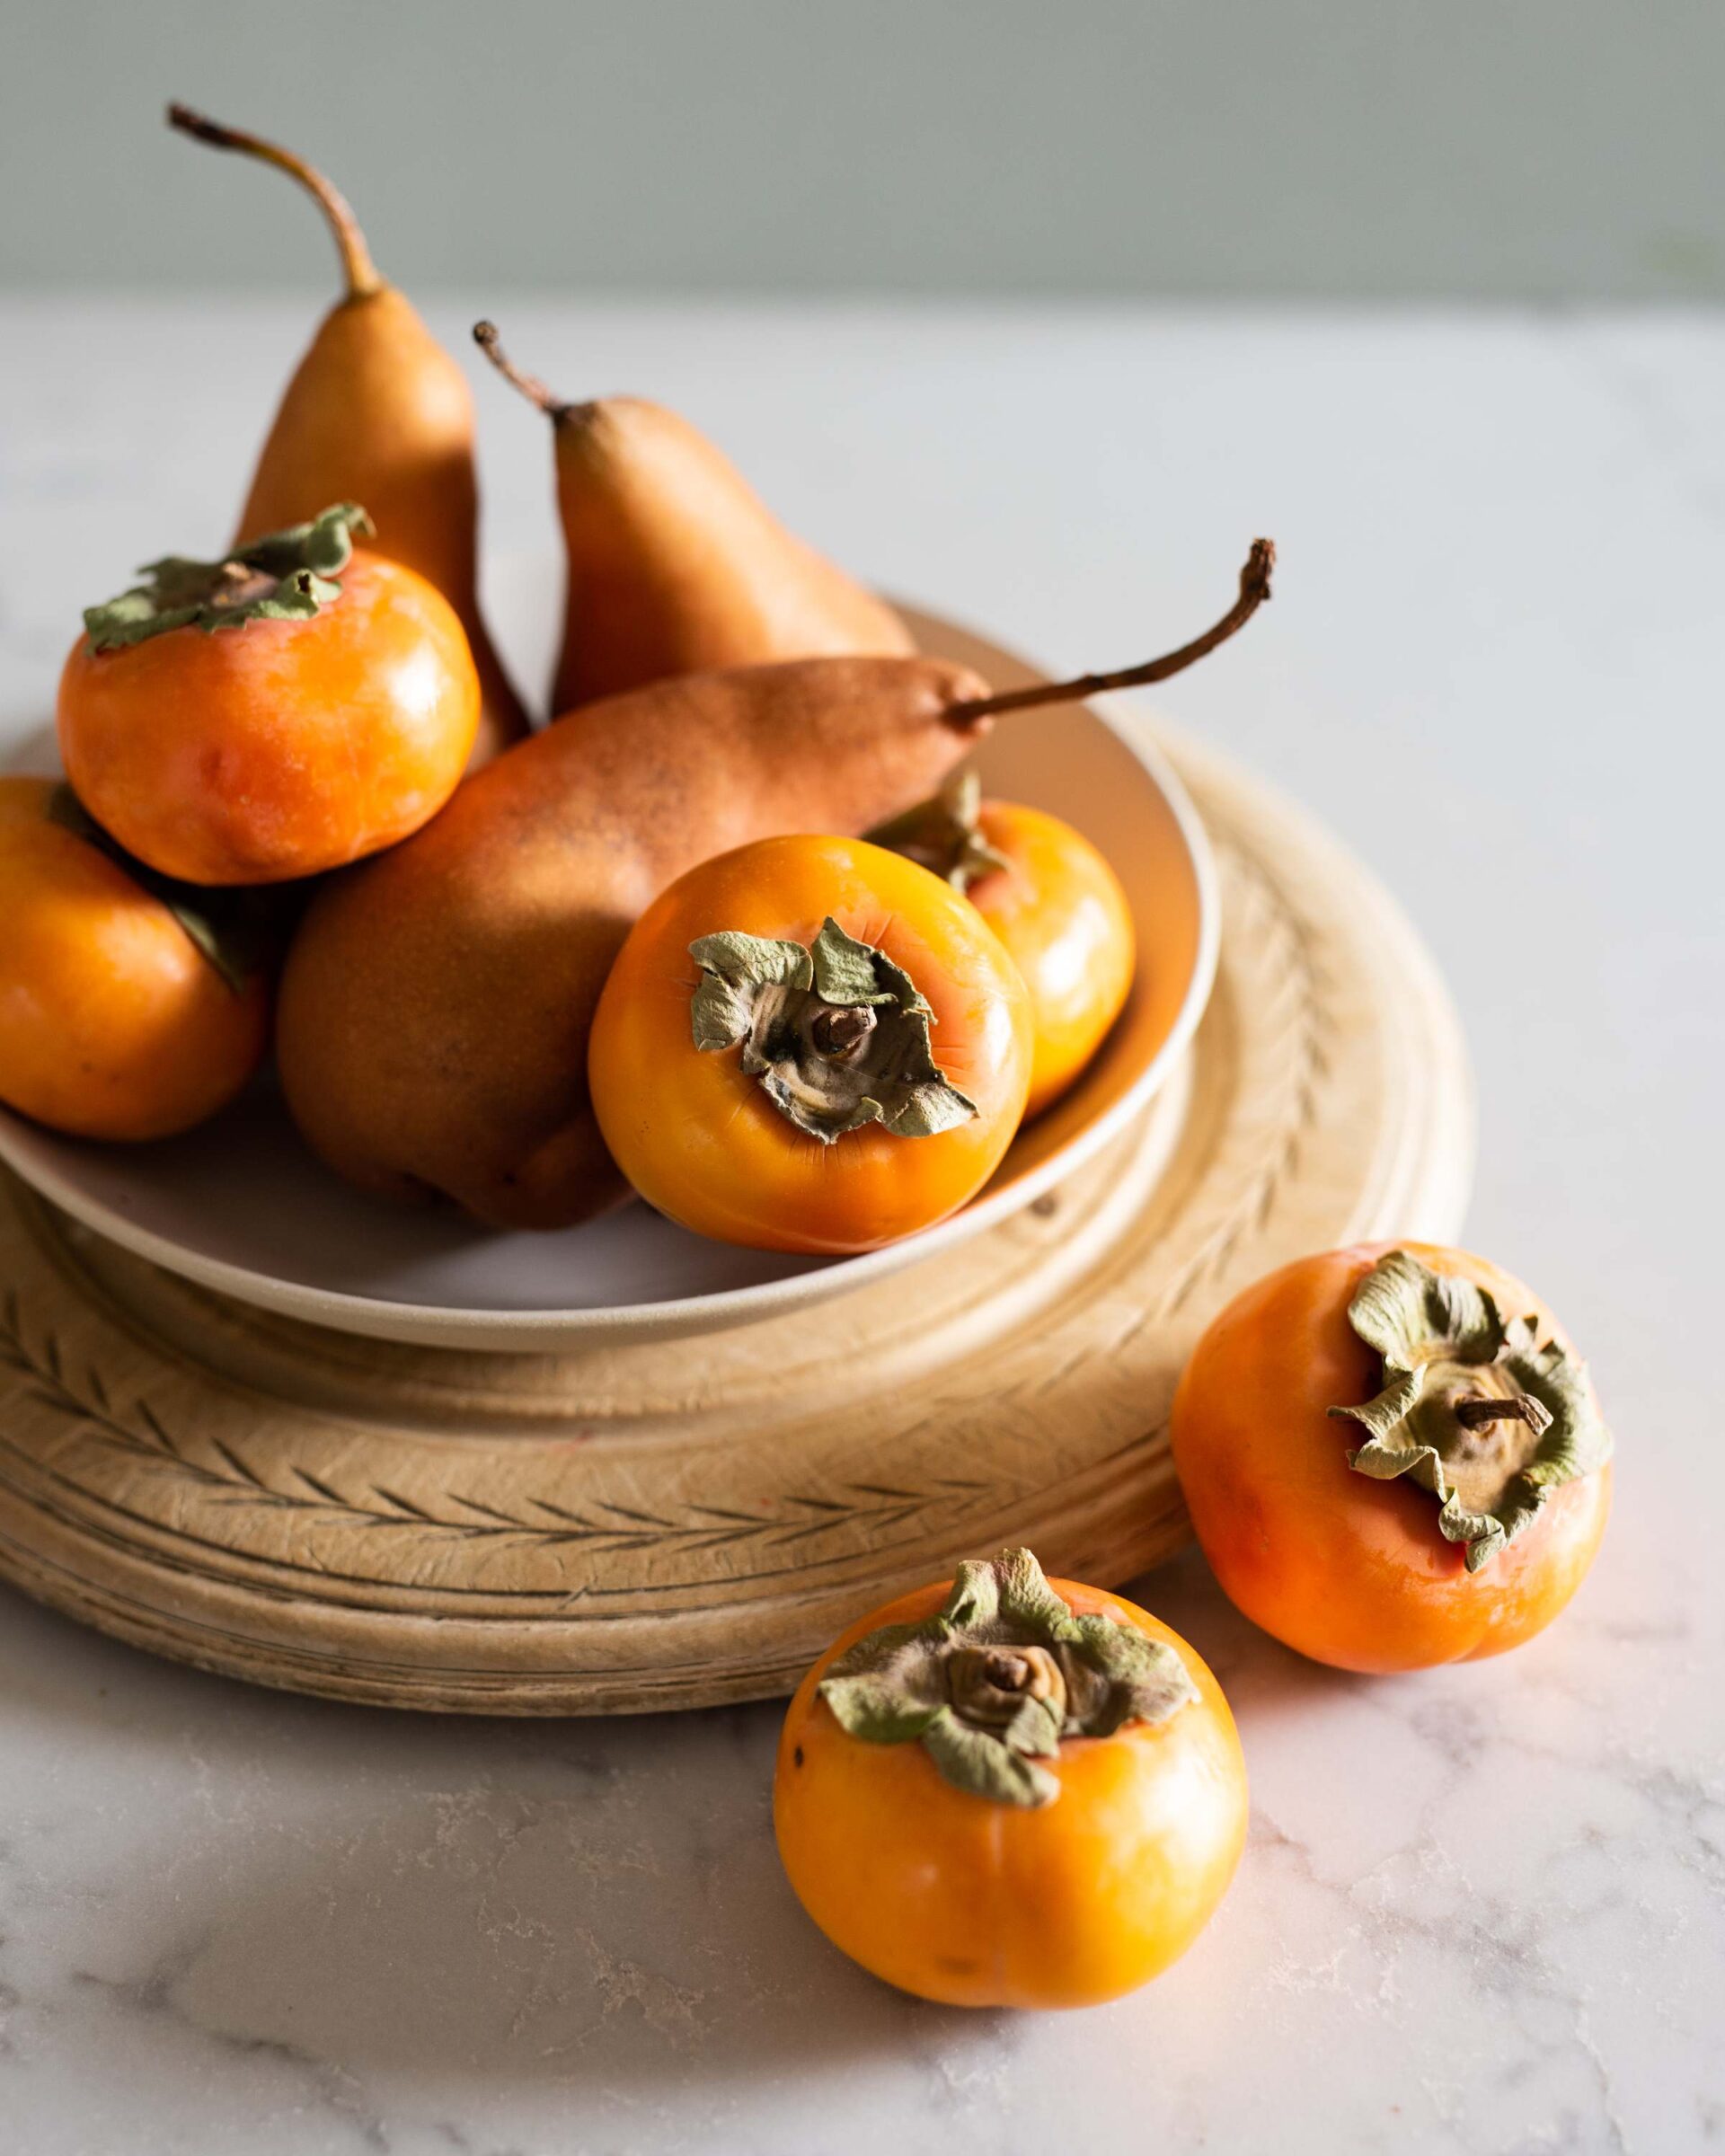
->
(1172, 1242, 1614, 1672)
(588, 835, 1032, 1252)
(873, 775, 1135, 1117)
(57, 504, 479, 885)
(774, 1547, 1247, 2008)
(0, 777, 270, 1139)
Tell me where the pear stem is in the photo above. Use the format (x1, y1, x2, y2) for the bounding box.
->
(473, 322, 573, 421)
(945, 539, 1275, 726)
(167, 102, 382, 301)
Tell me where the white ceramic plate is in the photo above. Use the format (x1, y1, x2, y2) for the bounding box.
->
(0, 604, 1216, 1348)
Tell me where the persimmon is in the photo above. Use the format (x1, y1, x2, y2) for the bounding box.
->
(0, 778, 270, 1140)
(1172, 1242, 1614, 1672)
(873, 773, 1135, 1116)
(588, 835, 1032, 1252)
(57, 503, 479, 885)
(774, 1547, 1247, 2008)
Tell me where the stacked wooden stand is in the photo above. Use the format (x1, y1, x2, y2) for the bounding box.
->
(0, 730, 1471, 1714)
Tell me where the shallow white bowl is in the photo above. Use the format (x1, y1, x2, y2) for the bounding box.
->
(0, 609, 1216, 1349)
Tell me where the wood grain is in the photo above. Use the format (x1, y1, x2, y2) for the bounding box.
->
(0, 728, 1472, 1714)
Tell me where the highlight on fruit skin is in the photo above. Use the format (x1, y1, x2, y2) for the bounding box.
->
(57, 504, 482, 887)
(588, 834, 1034, 1254)
(0, 778, 270, 1141)
(774, 1546, 1248, 2008)
(167, 102, 529, 765)
(1171, 1241, 1614, 1672)
(871, 773, 1136, 1118)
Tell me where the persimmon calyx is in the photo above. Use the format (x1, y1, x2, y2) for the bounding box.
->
(1328, 1249, 1614, 1572)
(687, 915, 978, 1145)
(866, 772, 1011, 894)
(82, 502, 375, 652)
(816, 1547, 1197, 1808)
(44, 785, 277, 992)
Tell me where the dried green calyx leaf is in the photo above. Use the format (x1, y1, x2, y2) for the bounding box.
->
(45, 784, 277, 992)
(1329, 1249, 1614, 1572)
(82, 503, 374, 652)
(688, 915, 977, 1144)
(866, 770, 1012, 893)
(817, 1546, 1198, 1808)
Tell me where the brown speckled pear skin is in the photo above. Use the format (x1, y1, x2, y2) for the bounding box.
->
(238, 292, 528, 765)
(545, 395, 915, 713)
(276, 655, 989, 1231)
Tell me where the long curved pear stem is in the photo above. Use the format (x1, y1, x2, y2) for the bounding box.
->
(472, 321, 574, 423)
(947, 539, 1275, 727)
(167, 102, 382, 301)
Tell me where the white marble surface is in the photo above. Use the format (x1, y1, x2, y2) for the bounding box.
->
(1, 300, 1722, 2153)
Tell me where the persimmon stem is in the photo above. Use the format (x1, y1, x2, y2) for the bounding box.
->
(1455, 1393, 1555, 1436)
(167, 102, 381, 301)
(473, 321, 573, 421)
(945, 538, 1275, 727)
(812, 1004, 876, 1057)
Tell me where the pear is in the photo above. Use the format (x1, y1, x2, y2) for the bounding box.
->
(277, 543, 1272, 1232)
(473, 322, 916, 715)
(169, 105, 528, 765)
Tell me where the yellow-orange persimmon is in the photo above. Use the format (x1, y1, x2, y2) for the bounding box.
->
(873, 776, 1134, 1119)
(1172, 1241, 1613, 1672)
(0, 777, 269, 1140)
(774, 1548, 1247, 2008)
(588, 835, 1032, 1253)
(57, 504, 478, 886)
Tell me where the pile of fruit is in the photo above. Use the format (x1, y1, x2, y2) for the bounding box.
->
(779, 1241, 1614, 2007)
(0, 110, 1617, 2012)
(0, 106, 1270, 1257)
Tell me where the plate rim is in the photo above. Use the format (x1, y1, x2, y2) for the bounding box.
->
(0, 682, 1219, 1349)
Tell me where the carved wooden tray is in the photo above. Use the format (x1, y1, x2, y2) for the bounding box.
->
(0, 730, 1473, 1713)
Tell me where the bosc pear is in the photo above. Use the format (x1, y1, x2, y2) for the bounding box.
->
(169, 105, 528, 765)
(473, 322, 916, 715)
(277, 546, 1272, 1232)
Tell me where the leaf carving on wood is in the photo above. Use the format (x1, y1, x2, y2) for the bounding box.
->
(0, 1288, 988, 1563)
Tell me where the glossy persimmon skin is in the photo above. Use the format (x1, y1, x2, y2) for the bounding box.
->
(57, 551, 480, 885)
(588, 835, 1032, 1253)
(774, 1576, 1248, 2009)
(965, 801, 1136, 1118)
(0, 778, 269, 1140)
(1171, 1241, 1612, 1673)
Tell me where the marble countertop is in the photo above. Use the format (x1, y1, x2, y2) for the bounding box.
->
(1, 300, 1721, 2154)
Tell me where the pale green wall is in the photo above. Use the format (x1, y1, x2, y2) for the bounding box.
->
(4, 0, 1722, 297)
